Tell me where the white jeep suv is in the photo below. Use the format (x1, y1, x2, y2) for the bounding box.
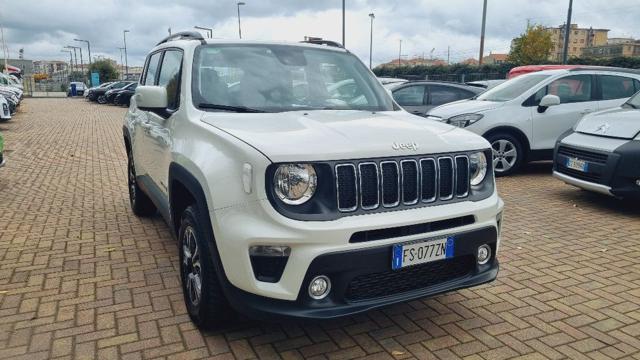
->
(124, 32, 504, 328)
(426, 67, 640, 175)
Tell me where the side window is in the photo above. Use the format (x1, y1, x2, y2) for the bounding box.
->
(429, 85, 460, 106)
(600, 75, 636, 100)
(393, 85, 425, 106)
(635, 79, 640, 93)
(157, 50, 184, 110)
(547, 75, 593, 103)
(144, 52, 161, 86)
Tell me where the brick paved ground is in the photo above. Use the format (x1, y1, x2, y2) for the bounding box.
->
(1, 98, 639, 360)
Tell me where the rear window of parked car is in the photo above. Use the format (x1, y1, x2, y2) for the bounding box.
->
(531, 75, 593, 104)
(393, 85, 425, 106)
(600, 75, 640, 100)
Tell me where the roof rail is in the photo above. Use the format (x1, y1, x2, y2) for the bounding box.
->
(568, 65, 640, 75)
(301, 37, 344, 49)
(156, 31, 206, 46)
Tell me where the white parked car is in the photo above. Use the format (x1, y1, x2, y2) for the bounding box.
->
(124, 32, 504, 328)
(426, 67, 640, 175)
(0, 95, 11, 121)
(553, 90, 640, 199)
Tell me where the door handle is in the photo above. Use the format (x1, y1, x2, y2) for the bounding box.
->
(580, 109, 594, 114)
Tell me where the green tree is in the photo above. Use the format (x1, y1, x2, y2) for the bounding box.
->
(87, 59, 118, 84)
(508, 25, 553, 65)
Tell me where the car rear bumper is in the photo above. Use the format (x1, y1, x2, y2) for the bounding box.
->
(220, 226, 499, 320)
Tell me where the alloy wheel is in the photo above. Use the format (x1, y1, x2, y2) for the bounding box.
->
(127, 154, 136, 204)
(182, 226, 202, 307)
(491, 139, 518, 173)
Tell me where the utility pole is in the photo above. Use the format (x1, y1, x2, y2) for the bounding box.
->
(398, 39, 402, 66)
(562, 0, 573, 64)
(123, 30, 130, 79)
(368, 13, 375, 69)
(0, 23, 7, 73)
(237, 2, 245, 39)
(447, 46, 450, 64)
(342, 0, 346, 47)
(478, 0, 488, 65)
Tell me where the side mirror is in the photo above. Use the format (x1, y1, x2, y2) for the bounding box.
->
(538, 94, 560, 113)
(135, 86, 168, 109)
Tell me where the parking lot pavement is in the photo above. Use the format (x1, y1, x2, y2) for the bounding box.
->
(0, 98, 639, 360)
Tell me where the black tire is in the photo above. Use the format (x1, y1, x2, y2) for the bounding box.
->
(179, 205, 233, 329)
(486, 132, 525, 176)
(127, 150, 156, 216)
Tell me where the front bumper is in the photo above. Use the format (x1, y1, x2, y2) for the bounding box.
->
(220, 226, 498, 319)
(554, 138, 640, 199)
(210, 191, 503, 305)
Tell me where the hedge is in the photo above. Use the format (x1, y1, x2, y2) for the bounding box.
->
(373, 56, 640, 79)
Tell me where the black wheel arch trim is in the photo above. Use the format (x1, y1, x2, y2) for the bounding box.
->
(168, 162, 239, 302)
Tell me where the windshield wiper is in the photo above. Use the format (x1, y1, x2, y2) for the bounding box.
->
(624, 102, 638, 109)
(198, 103, 267, 113)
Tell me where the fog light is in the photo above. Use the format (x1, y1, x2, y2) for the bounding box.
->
(477, 244, 491, 265)
(249, 245, 291, 257)
(308, 275, 331, 300)
(636, 179, 640, 186)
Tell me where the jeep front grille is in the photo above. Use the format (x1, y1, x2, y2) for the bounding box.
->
(336, 155, 470, 213)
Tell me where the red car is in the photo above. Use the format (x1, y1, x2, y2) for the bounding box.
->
(507, 65, 580, 79)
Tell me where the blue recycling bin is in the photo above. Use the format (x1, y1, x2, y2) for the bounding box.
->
(70, 83, 77, 96)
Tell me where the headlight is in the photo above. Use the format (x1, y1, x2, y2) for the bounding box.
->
(469, 152, 488, 186)
(274, 164, 317, 205)
(448, 113, 483, 128)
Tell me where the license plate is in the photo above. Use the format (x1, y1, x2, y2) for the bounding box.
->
(566, 157, 588, 172)
(392, 236, 455, 270)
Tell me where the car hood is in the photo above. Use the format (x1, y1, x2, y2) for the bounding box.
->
(201, 110, 489, 162)
(426, 99, 504, 120)
(575, 106, 640, 139)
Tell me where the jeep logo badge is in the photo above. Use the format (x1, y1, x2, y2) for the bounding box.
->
(392, 142, 419, 151)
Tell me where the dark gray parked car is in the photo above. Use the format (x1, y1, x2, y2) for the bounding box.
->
(391, 81, 484, 116)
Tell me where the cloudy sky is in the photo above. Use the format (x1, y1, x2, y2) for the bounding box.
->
(1, 0, 638, 67)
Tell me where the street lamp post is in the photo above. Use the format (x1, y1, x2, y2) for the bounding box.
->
(368, 13, 375, 69)
(237, 2, 245, 39)
(398, 39, 402, 66)
(123, 30, 130, 79)
(61, 49, 73, 81)
(74, 38, 92, 67)
(65, 46, 79, 80)
(118, 47, 125, 80)
(342, 0, 346, 47)
(194, 26, 213, 38)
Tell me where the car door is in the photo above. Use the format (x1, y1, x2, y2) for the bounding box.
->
(597, 74, 640, 111)
(427, 85, 473, 111)
(132, 51, 162, 181)
(392, 84, 427, 115)
(144, 49, 184, 197)
(530, 74, 598, 150)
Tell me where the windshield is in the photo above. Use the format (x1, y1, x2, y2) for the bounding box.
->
(192, 44, 394, 112)
(477, 74, 551, 102)
(625, 91, 640, 109)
